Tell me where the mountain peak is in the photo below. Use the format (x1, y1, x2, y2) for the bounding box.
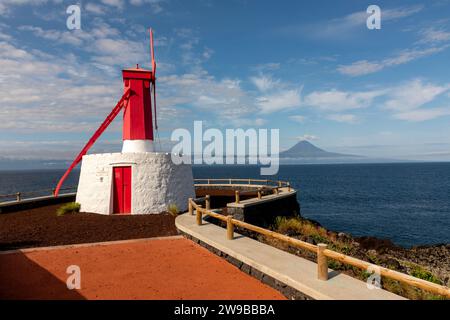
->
(281, 140, 359, 158)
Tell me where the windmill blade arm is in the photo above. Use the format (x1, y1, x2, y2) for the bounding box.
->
(54, 88, 132, 196)
(150, 28, 156, 75)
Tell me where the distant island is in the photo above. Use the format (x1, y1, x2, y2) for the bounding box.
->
(0, 141, 423, 170)
(279, 140, 370, 164)
(280, 140, 361, 159)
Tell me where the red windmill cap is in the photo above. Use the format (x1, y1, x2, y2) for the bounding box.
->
(122, 67, 153, 80)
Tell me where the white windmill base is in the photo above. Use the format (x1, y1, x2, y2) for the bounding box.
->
(75, 152, 195, 215)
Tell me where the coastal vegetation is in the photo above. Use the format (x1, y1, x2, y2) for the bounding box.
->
(56, 202, 80, 216)
(167, 203, 180, 216)
(268, 216, 448, 300)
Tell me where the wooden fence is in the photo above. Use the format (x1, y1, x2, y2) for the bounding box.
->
(188, 197, 450, 299)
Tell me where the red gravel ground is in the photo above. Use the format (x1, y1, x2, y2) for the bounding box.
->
(0, 237, 286, 300)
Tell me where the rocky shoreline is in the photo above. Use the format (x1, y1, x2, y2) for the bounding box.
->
(253, 216, 449, 300)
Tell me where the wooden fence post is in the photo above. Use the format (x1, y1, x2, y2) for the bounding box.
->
(196, 207, 203, 226)
(205, 195, 211, 210)
(226, 215, 234, 240)
(317, 243, 328, 281)
(235, 190, 240, 204)
(288, 183, 291, 192)
(257, 189, 262, 199)
(16, 192, 21, 202)
(188, 198, 193, 215)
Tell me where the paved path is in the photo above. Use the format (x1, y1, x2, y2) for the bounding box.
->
(176, 213, 406, 300)
(0, 237, 285, 300)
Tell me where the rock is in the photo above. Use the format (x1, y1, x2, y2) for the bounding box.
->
(385, 258, 401, 270)
(356, 236, 398, 252)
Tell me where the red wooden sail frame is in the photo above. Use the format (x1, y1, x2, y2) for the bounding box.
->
(54, 88, 132, 196)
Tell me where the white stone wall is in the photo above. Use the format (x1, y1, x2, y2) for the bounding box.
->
(75, 152, 195, 215)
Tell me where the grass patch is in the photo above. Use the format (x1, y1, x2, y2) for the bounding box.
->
(272, 216, 354, 253)
(56, 202, 80, 216)
(167, 203, 180, 217)
(273, 216, 328, 239)
(270, 216, 448, 300)
(410, 266, 442, 285)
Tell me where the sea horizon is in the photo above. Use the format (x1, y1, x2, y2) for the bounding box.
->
(1, 162, 449, 249)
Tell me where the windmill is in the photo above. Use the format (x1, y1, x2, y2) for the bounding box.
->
(55, 29, 195, 215)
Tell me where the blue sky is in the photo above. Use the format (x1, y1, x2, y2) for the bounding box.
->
(1, 0, 450, 161)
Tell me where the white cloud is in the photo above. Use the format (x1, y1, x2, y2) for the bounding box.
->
(384, 79, 449, 112)
(250, 75, 303, 114)
(327, 114, 358, 123)
(20, 22, 145, 68)
(289, 115, 306, 123)
(101, 0, 124, 9)
(257, 89, 302, 114)
(298, 134, 319, 141)
(418, 27, 450, 44)
(91, 38, 146, 66)
(285, 5, 423, 39)
(382, 5, 424, 20)
(250, 75, 280, 92)
(304, 89, 383, 111)
(252, 62, 280, 72)
(302, 80, 450, 122)
(0, 35, 137, 135)
(160, 73, 254, 122)
(19, 26, 90, 46)
(393, 108, 450, 122)
(338, 46, 448, 76)
(85, 3, 107, 15)
(129, 0, 164, 13)
(0, 0, 49, 15)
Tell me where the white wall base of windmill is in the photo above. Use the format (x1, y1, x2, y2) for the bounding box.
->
(122, 139, 154, 153)
(75, 152, 195, 215)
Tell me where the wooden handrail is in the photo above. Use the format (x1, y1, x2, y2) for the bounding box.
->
(188, 198, 450, 299)
(323, 249, 450, 297)
(232, 218, 317, 252)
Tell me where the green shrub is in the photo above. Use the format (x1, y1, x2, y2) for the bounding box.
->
(56, 202, 80, 216)
(410, 266, 442, 285)
(167, 203, 180, 216)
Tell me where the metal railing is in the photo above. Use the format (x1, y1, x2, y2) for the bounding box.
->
(187, 197, 450, 299)
(194, 178, 292, 204)
(194, 178, 291, 188)
(0, 186, 77, 203)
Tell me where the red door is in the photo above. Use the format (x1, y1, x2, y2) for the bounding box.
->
(113, 166, 131, 214)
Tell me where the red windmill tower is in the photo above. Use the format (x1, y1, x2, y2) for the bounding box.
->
(55, 29, 194, 215)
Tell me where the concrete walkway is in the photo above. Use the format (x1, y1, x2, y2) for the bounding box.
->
(176, 213, 406, 300)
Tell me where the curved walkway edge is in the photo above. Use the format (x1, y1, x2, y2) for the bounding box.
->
(175, 213, 406, 300)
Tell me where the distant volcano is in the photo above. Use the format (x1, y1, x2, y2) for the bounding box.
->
(280, 140, 361, 159)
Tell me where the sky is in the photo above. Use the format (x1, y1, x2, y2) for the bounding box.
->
(0, 0, 450, 161)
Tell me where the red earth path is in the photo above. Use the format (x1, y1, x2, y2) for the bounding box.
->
(0, 237, 286, 300)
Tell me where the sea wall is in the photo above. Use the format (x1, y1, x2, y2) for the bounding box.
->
(227, 193, 300, 227)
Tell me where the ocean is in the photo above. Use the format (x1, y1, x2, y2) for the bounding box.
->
(1, 162, 449, 248)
